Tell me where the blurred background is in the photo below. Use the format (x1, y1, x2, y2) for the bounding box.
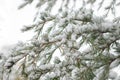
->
(0, 0, 37, 52)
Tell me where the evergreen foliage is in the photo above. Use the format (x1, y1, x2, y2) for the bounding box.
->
(1, 0, 120, 80)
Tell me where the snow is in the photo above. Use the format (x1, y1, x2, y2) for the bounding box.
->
(39, 63, 54, 70)
(26, 65, 35, 73)
(71, 68, 80, 79)
(110, 58, 120, 69)
(109, 70, 118, 79)
(71, 33, 77, 41)
(67, 41, 73, 48)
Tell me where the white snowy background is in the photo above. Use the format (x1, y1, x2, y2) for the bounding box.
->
(0, 0, 36, 51)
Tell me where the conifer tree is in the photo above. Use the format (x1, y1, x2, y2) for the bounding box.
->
(1, 0, 120, 80)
